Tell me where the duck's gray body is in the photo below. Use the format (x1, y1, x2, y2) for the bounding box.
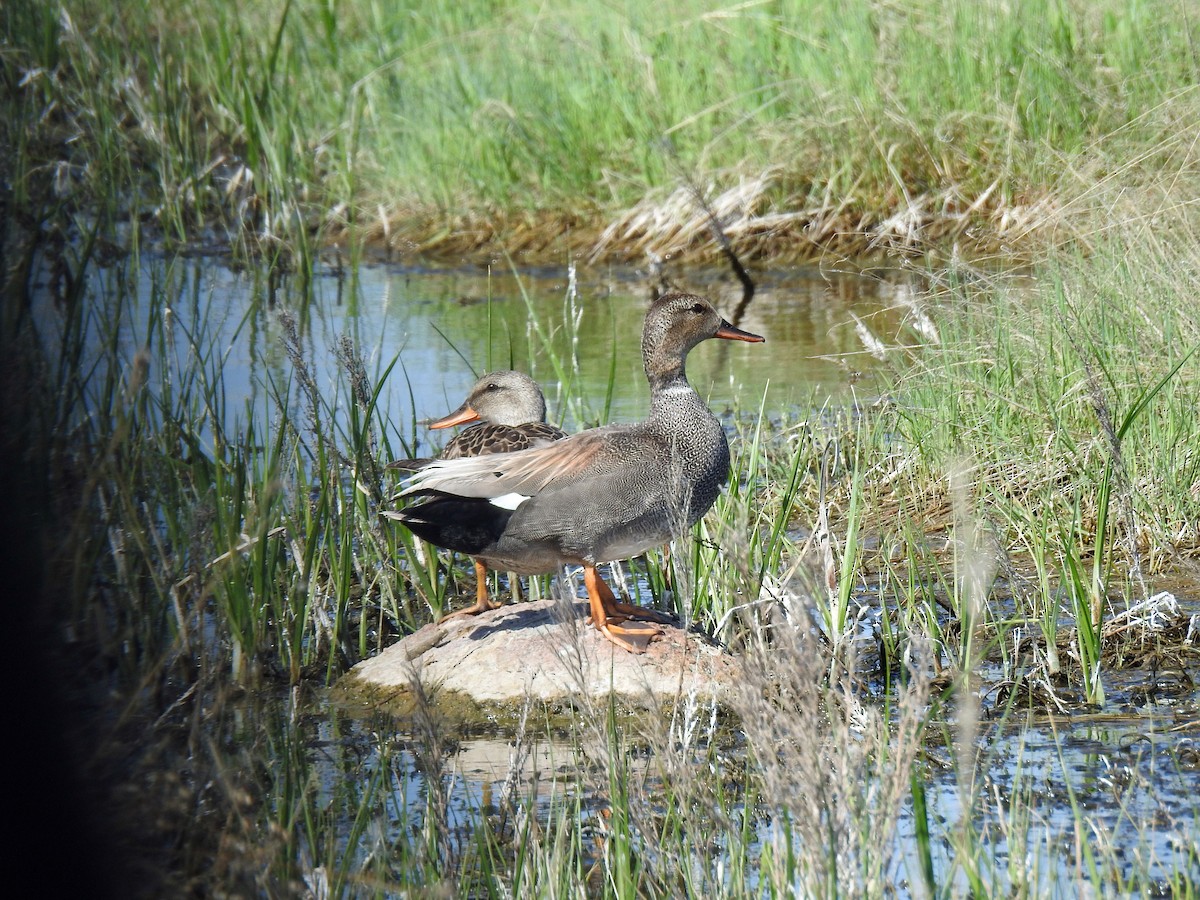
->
(398, 293, 756, 577)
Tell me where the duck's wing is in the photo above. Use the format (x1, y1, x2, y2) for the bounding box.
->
(386, 423, 568, 471)
(399, 427, 623, 501)
(522, 422, 570, 443)
(441, 421, 568, 459)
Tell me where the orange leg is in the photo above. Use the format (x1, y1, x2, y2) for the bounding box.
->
(593, 575, 675, 625)
(438, 559, 504, 622)
(584, 565, 662, 653)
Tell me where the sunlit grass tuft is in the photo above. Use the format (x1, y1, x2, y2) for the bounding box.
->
(6, 0, 1200, 262)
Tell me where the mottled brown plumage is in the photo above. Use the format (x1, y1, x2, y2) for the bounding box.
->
(394, 293, 764, 653)
(440, 419, 566, 459)
(393, 370, 566, 620)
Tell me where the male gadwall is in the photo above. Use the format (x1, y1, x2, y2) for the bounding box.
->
(395, 293, 764, 653)
(390, 370, 567, 620)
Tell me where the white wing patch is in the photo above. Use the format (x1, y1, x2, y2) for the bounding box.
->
(490, 492, 531, 510)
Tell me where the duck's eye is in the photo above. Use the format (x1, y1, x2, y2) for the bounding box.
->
(486, 383, 500, 391)
(690, 303, 706, 314)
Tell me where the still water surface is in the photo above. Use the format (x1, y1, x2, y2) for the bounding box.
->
(131, 257, 927, 444)
(310, 682, 1199, 895)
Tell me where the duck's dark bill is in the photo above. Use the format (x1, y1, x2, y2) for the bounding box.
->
(715, 321, 765, 343)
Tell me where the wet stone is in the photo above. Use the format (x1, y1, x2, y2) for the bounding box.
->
(336, 597, 740, 726)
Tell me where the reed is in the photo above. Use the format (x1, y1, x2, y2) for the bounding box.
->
(8, 253, 1200, 896)
(7, 0, 1200, 262)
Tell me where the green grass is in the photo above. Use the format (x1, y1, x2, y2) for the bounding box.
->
(5, 3, 1200, 889)
(5, 0, 1200, 261)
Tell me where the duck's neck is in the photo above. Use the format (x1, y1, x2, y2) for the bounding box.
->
(644, 342, 690, 394)
(647, 368, 687, 394)
(647, 364, 715, 431)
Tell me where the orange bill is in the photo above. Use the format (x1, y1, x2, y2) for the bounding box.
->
(428, 405, 480, 429)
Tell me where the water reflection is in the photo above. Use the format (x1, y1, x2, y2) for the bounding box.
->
(365, 264, 920, 429)
(112, 258, 925, 453)
(312, 698, 1200, 895)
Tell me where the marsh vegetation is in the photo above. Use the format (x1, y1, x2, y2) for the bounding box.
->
(4, 0, 1200, 897)
(7, 0, 1200, 263)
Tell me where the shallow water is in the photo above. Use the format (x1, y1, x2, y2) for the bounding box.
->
(58, 254, 926, 449)
(308, 575, 1197, 893)
(302, 678, 1200, 895)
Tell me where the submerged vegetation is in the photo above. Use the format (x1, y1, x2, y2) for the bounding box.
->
(3, 0, 1200, 896)
(4, 0, 1200, 262)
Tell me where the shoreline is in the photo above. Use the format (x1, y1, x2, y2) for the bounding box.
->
(288, 190, 1059, 271)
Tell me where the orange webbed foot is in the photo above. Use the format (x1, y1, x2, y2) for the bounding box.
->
(437, 597, 502, 623)
(438, 559, 503, 622)
(594, 572, 675, 624)
(598, 619, 661, 654)
(584, 565, 666, 653)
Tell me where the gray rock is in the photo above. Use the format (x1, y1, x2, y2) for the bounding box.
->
(336, 596, 740, 726)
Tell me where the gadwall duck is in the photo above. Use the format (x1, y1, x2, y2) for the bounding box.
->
(428, 370, 567, 460)
(390, 370, 567, 620)
(395, 293, 764, 653)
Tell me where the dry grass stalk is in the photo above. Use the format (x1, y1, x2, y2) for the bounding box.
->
(733, 609, 934, 896)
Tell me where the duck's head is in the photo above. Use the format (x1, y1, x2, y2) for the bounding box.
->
(429, 370, 548, 428)
(641, 292, 764, 384)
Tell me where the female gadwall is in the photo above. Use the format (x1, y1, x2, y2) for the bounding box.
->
(391, 370, 567, 620)
(431, 370, 567, 460)
(395, 293, 764, 652)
